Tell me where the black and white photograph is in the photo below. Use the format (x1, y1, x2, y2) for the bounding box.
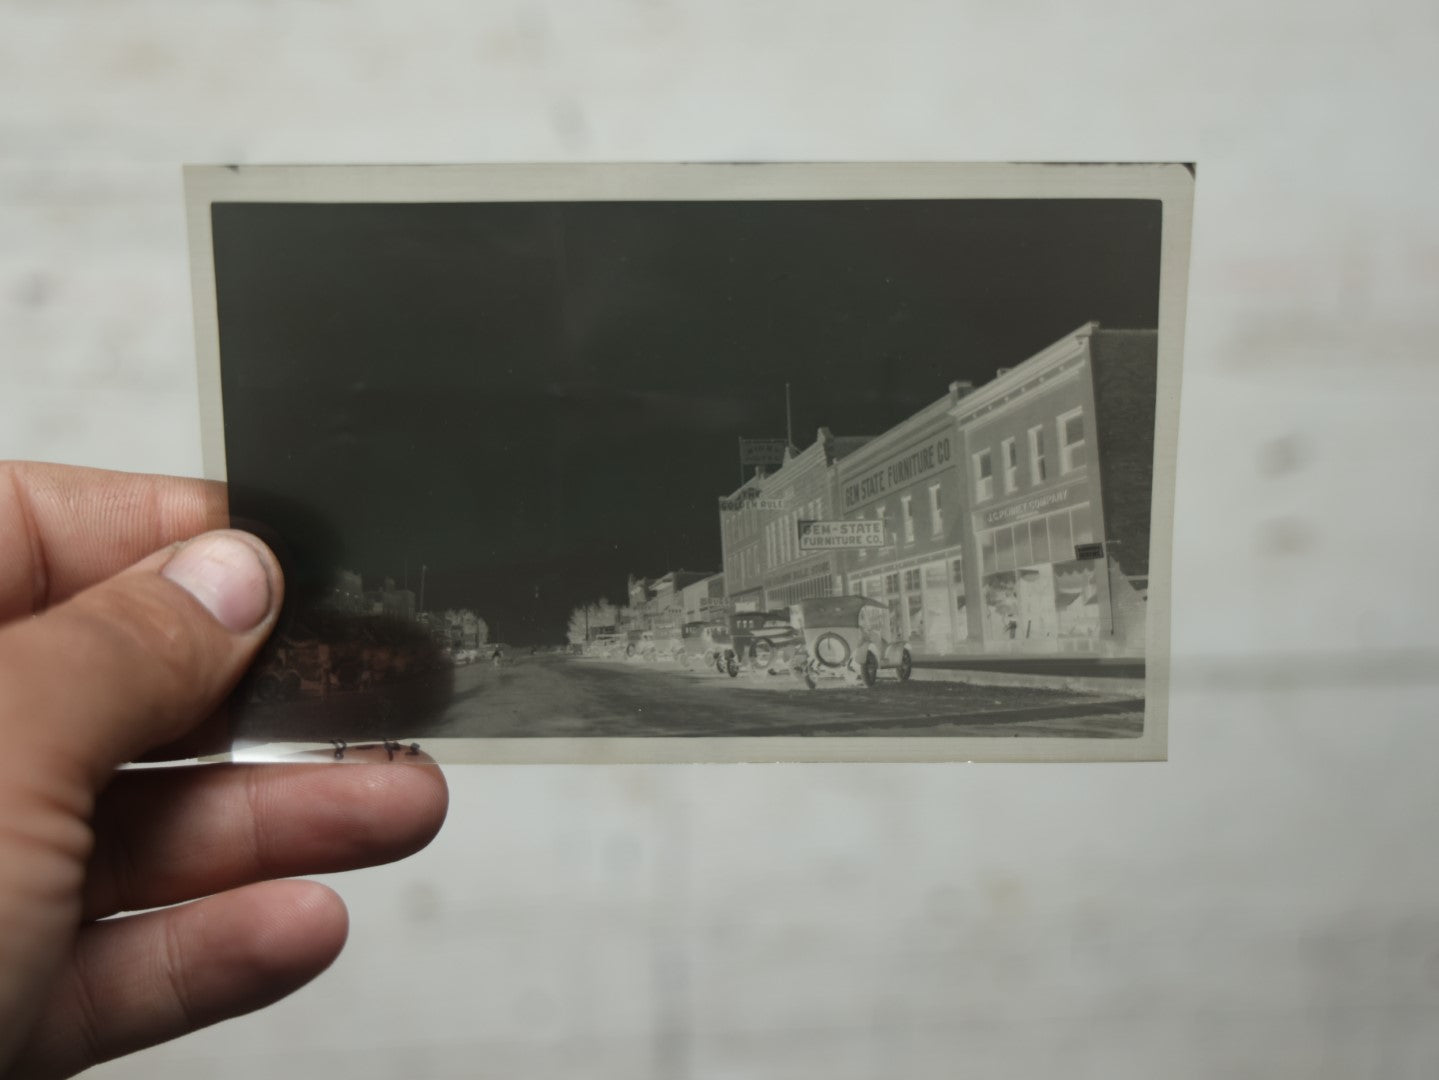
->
(187, 163, 1190, 762)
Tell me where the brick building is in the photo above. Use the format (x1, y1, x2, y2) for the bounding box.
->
(837, 383, 974, 655)
(951, 323, 1155, 655)
(720, 429, 871, 611)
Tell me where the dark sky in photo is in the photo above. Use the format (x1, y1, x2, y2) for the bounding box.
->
(212, 198, 1161, 644)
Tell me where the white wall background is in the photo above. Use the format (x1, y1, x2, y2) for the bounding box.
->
(4, 1, 1439, 1076)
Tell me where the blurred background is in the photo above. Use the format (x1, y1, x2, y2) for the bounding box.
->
(3, 1, 1438, 1076)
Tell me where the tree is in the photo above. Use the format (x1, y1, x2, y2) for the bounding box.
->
(566, 599, 619, 645)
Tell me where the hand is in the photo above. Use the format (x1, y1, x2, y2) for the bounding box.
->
(0, 463, 449, 1079)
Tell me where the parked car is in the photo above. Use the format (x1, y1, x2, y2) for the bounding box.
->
(705, 622, 740, 676)
(584, 633, 626, 658)
(649, 625, 684, 661)
(676, 620, 732, 672)
(789, 596, 914, 689)
(728, 609, 804, 675)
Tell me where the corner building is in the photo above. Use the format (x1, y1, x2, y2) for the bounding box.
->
(951, 323, 1156, 656)
(837, 383, 974, 656)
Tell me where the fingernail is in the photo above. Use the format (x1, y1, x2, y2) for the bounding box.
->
(162, 532, 274, 633)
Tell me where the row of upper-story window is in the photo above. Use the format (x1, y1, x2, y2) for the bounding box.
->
(970, 407, 1087, 503)
(721, 409, 1088, 563)
(765, 499, 825, 568)
(854, 482, 947, 560)
(725, 543, 763, 586)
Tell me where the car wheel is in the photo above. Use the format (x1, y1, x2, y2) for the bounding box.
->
(725, 653, 740, 678)
(860, 650, 878, 688)
(814, 632, 851, 669)
(897, 649, 913, 682)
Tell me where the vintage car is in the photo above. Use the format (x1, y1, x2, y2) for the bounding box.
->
(789, 596, 914, 689)
(728, 609, 804, 675)
(705, 622, 740, 676)
(677, 621, 715, 669)
(624, 629, 662, 660)
(648, 625, 684, 662)
(585, 633, 626, 659)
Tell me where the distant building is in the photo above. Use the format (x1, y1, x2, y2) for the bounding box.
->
(321, 568, 368, 614)
(366, 577, 417, 621)
(623, 570, 714, 630)
(680, 571, 726, 623)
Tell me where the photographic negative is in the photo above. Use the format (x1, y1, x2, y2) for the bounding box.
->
(185, 163, 1192, 763)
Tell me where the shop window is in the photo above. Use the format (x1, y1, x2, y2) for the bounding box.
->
(1014, 523, 1033, 567)
(904, 568, 922, 591)
(907, 593, 924, 642)
(1050, 508, 1073, 561)
(1002, 437, 1019, 493)
(1029, 425, 1047, 484)
(973, 449, 994, 502)
(866, 577, 883, 598)
(995, 526, 1015, 573)
(951, 556, 964, 585)
(1030, 517, 1051, 564)
(1071, 502, 1094, 546)
(980, 532, 996, 576)
(1059, 408, 1087, 473)
(928, 484, 943, 535)
(901, 495, 915, 544)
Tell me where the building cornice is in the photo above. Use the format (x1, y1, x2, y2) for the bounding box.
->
(838, 390, 963, 471)
(950, 322, 1097, 426)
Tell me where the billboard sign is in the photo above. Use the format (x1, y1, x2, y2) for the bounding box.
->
(739, 438, 789, 466)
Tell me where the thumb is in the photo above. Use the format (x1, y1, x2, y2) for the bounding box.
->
(0, 529, 282, 787)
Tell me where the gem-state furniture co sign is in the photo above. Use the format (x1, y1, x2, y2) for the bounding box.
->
(797, 520, 886, 550)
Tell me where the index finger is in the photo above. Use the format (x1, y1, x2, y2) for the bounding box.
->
(0, 462, 225, 624)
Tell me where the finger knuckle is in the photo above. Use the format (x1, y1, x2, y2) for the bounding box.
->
(80, 583, 217, 691)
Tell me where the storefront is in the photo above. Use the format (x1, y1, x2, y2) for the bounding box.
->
(837, 384, 973, 656)
(971, 478, 1105, 648)
(850, 552, 969, 656)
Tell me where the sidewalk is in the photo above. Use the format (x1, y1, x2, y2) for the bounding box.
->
(911, 655, 1146, 695)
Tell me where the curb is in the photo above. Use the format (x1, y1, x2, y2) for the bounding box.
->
(910, 666, 1146, 696)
